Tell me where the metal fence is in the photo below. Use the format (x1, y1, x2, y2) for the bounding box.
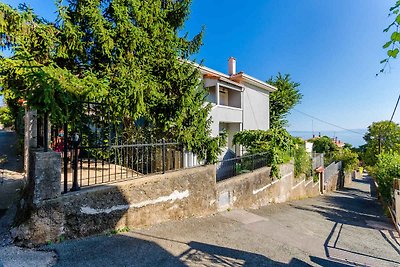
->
(216, 152, 269, 182)
(312, 152, 324, 170)
(49, 100, 184, 193)
(61, 139, 183, 193)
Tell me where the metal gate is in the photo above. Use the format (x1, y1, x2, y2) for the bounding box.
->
(51, 101, 183, 193)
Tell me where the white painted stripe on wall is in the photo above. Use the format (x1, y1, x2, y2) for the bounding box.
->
(305, 179, 313, 187)
(291, 179, 305, 190)
(252, 172, 293, 195)
(80, 190, 190, 215)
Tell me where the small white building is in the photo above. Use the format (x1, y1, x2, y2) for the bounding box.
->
(200, 57, 276, 158)
(305, 141, 314, 153)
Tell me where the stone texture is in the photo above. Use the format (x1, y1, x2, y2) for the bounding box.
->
(24, 109, 37, 173)
(324, 169, 353, 192)
(215, 164, 321, 211)
(29, 151, 61, 205)
(12, 199, 64, 247)
(15, 164, 217, 246)
(14, 159, 351, 247)
(12, 150, 63, 247)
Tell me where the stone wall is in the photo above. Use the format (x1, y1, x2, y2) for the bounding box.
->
(14, 151, 350, 246)
(61, 164, 216, 239)
(13, 153, 216, 246)
(323, 162, 353, 192)
(215, 164, 321, 211)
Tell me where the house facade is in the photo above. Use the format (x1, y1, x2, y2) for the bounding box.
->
(200, 57, 276, 158)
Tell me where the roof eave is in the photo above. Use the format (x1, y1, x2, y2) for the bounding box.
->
(241, 73, 277, 92)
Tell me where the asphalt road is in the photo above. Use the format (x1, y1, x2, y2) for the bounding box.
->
(0, 130, 24, 248)
(1, 175, 399, 266)
(0, 130, 23, 173)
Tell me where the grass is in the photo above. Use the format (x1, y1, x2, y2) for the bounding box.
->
(108, 226, 130, 235)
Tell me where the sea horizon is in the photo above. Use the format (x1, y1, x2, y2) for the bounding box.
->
(289, 129, 367, 148)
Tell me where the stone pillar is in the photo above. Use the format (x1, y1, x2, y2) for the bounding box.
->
(395, 189, 400, 231)
(24, 109, 37, 174)
(29, 150, 61, 205)
(315, 166, 324, 194)
(319, 172, 325, 194)
(12, 150, 62, 246)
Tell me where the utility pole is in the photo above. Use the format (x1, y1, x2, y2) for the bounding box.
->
(378, 131, 382, 154)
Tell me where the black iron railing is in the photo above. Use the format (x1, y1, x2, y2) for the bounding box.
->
(61, 139, 183, 193)
(216, 152, 269, 182)
(48, 100, 185, 193)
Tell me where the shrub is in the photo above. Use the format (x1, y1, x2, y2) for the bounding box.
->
(0, 106, 14, 128)
(373, 152, 400, 203)
(293, 145, 312, 177)
(333, 148, 359, 173)
(233, 128, 293, 154)
(311, 136, 338, 154)
(233, 129, 295, 178)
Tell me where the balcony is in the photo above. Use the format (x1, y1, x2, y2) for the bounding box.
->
(206, 84, 242, 109)
(210, 105, 242, 123)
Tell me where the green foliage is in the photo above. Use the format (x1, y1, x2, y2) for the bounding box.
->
(0, 1, 221, 162)
(333, 148, 359, 173)
(293, 144, 312, 178)
(343, 143, 353, 149)
(313, 173, 319, 183)
(310, 136, 338, 166)
(0, 105, 13, 127)
(267, 73, 302, 129)
(233, 128, 293, 154)
(371, 152, 400, 203)
(362, 121, 400, 166)
(311, 136, 338, 154)
(233, 129, 294, 178)
(200, 131, 227, 164)
(380, 1, 400, 73)
(233, 129, 313, 178)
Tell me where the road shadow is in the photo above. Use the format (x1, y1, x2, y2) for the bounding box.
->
(48, 233, 316, 266)
(309, 255, 355, 267)
(292, 178, 392, 230)
(291, 176, 400, 266)
(0, 130, 23, 173)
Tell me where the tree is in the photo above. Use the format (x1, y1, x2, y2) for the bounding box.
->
(380, 1, 400, 72)
(372, 152, 400, 202)
(0, 105, 13, 128)
(311, 136, 338, 155)
(333, 148, 359, 173)
(363, 121, 400, 166)
(0, 1, 221, 162)
(267, 73, 302, 129)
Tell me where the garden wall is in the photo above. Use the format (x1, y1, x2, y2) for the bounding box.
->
(215, 164, 321, 211)
(13, 151, 348, 246)
(13, 152, 217, 246)
(323, 161, 353, 192)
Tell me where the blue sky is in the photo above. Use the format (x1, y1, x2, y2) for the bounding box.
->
(1, 0, 399, 140)
(183, 0, 400, 133)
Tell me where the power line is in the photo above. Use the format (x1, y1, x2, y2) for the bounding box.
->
(390, 93, 400, 122)
(292, 109, 364, 136)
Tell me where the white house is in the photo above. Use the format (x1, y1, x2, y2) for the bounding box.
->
(184, 58, 276, 166)
(201, 58, 276, 156)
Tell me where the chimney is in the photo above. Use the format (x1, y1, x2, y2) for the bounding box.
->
(228, 57, 236, 76)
